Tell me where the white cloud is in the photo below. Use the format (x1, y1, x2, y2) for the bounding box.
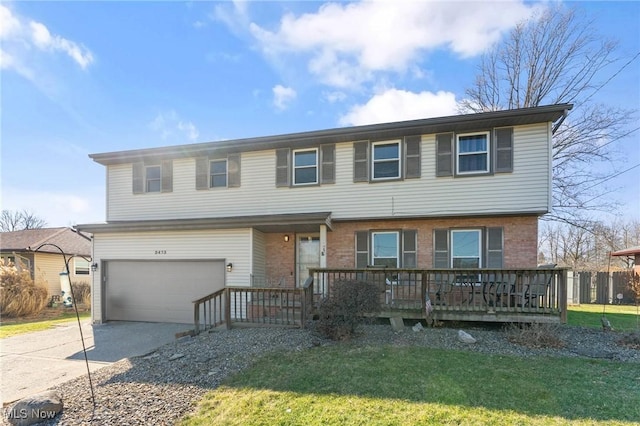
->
(177, 120, 199, 141)
(211, 0, 250, 35)
(0, 4, 20, 39)
(340, 88, 458, 126)
(249, 1, 539, 89)
(272, 84, 297, 110)
(150, 111, 200, 142)
(324, 91, 347, 103)
(0, 4, 94, 74)
(1, 187, 105, 228)
(29, 21, 94, 69)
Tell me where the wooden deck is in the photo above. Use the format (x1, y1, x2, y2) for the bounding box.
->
(192, 268, 567, 333)
(310, 268, 568, 324)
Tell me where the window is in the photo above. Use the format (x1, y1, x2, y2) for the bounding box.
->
(451, 230, 481, 268)
(372, 232, 399, 268)
(433, 228, 503, 268)
(74, 258, 90, 275)
(355, 230, 417, 268)
(457, 132, 489, 174)
(277, 147, 333, 187)
(133, 161, 172, 194)
(293, 149, 318, 185)
(146, 165, 161, 192)
(196, 154, 240, 190)
(354, 137, 419, 182)
(210, 159, 227, 187)
(372, 141, 400, 180)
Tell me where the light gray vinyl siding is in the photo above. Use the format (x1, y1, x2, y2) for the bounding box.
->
(91, 229, 250, 323)
(105, 123, 551, 222)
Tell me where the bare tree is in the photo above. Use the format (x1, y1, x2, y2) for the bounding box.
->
(0, 210, 47, 232)
(461, 4, 637, 225)
(539, 218, 640, 271)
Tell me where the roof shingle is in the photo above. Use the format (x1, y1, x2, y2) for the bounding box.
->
(0, 227, 91, 256)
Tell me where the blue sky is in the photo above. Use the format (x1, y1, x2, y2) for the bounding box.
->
(1, 0, 638, 227)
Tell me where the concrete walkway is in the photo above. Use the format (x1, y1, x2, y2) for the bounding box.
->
(1, 320, 190, 404)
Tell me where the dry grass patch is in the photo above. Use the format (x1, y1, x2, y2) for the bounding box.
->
(504, 322, 565, 349)
(0, 263, 48, 318)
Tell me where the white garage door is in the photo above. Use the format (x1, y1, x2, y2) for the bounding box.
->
(105, 260, 225, 324)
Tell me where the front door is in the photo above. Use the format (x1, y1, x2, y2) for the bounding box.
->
(297, 234, 320, 287)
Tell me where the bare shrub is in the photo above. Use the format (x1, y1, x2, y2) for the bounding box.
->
(316, 279, 381, 340)
(504, 322, 565, 349)
(618, 331, 640, 350)
(0, 264, 48, 317)
(71, 282, 91, 306)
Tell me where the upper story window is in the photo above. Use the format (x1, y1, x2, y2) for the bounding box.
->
(353, 136, 420, 183)
(196, 154, 241, 190)
(145, 165, 161, 192)
(210, 159, 227, 188)
(74, 258, 90, 275)
(293, 149, 318, 185)
(457, 132, 489, 174)
(372, 141, 401, 180)
(133, 160, 173, 194)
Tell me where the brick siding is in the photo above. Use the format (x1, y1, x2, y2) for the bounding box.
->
(326, 216, 538, 269)
(264, 216, 539, 286)
(264, 233, 296, 287)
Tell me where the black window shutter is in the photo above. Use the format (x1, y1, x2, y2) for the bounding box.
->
(433, 229, 450, 268)
(320, 144, 335, 184)
(402, 230, 417, 268)
(404, 136, 421, 179)
(195, 157, 209, 190)
(132, 162, 144, 194)
(495, 127, 513, 173)
(486, 227, 504, 268)
(355, 231, 369, 268)
(276, 148, 290, 187)
(161, 160, 173, 193)
(353, 141, 369, 182)
(436, 133, 453, 177)
(228, 153, 241, 188)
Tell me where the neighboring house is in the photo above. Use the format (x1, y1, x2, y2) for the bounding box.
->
(611, 246, 640, 275)
(77, 104, 572, 324)
(0, 227, 92, 298)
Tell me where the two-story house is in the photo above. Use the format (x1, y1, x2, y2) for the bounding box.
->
(77, 104, 571, 324)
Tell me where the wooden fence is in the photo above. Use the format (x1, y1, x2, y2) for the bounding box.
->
(575, 271, 637, 305)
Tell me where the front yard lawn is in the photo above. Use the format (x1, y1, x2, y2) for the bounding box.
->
(568, 304, 640, 332)
(182, 345, 640, 425)
(0, 308, 90, 339)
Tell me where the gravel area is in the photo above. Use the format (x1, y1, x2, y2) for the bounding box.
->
(7, 322, 640, 425)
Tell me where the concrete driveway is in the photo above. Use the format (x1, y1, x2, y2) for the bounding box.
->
(1, 320, 190, 404)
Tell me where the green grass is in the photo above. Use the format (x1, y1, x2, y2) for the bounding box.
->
(182, 345, 640, 426)
(568, 304, 640, 331)
(0, 311, 90, 339)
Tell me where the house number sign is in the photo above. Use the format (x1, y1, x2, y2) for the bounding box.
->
(154, 250, 167, 255)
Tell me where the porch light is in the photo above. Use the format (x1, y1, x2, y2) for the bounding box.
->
(91, 262, 99, 272)
(226, 263, 233, 272)
(284, 234, 290, 242)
